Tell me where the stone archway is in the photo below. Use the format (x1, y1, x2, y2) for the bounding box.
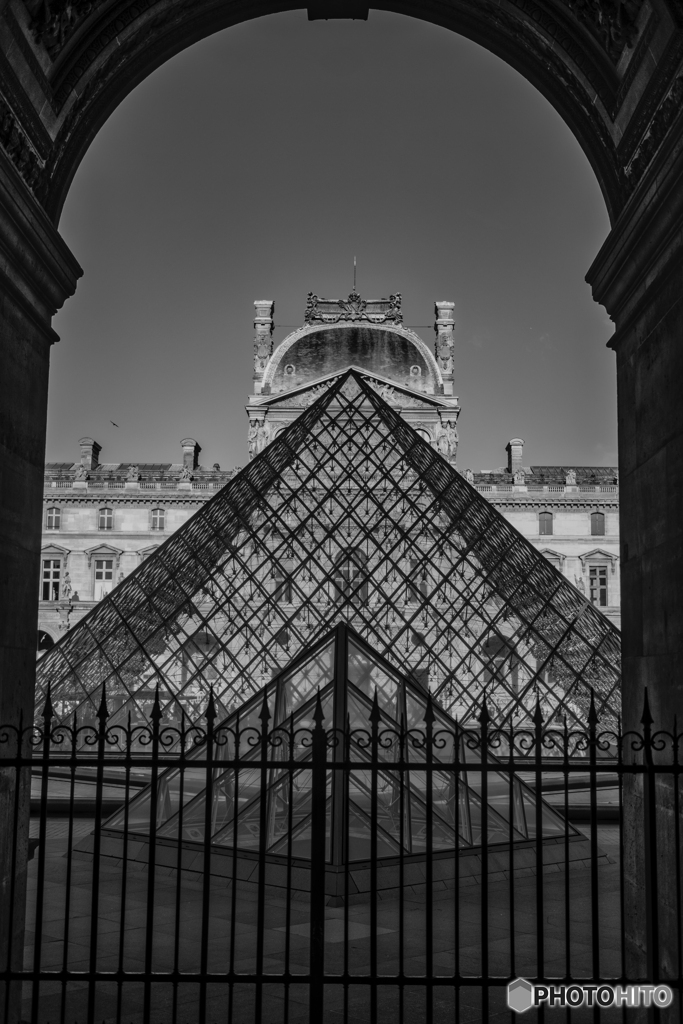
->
(0, 0, 679, 732)
(1, 3, 682, 1013)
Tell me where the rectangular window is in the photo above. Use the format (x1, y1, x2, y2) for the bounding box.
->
(98, 508, 113, 530)
(46, 507, 61, 529)
(151, 508, 165, 531)
(94, 558, 114, 600)
(591, 512, 605, 536)
(539, 512, 553, 536)
(589, 565, 608, 607)
(41, 559, 61, 601)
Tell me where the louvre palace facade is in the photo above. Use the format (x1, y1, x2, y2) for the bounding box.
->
(38, 291, 620, 662)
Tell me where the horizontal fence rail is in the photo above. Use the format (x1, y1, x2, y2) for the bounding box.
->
(1, 692, 681, 1024)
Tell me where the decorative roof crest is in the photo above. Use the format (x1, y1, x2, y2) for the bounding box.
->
(304, 290, 402, 325)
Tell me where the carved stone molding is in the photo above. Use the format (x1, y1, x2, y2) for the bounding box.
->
(0, 98, 42, 196)
(624, 69, 683, 189)
(559, 0, 644, 62)
(304, 290, 402, 325)
(30, 0, 104, 61)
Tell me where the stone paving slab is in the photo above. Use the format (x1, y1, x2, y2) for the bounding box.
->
(19, 828, 623, 1022)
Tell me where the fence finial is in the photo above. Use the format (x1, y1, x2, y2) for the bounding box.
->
(588, 687, 599, 728)
(258, 688, 270, 725)
(42, 681, 54, 724)
(151, 682, 163, 724)
(97, 682, 109, 724)
(206, 686, 217, 727)
(370, 689, 381, 726)
(640, 685, 654, 727)
(313, 688, 325, 728)
(532, 694, 543, 729)
(478, 692, 490, 726)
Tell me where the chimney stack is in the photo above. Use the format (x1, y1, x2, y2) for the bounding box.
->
(253, 300, 274, 393)
(506, 438, 524, 474)
(79, 437, 101, 470)
(180, 438, 201, 470)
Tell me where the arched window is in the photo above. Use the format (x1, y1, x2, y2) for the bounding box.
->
(151, 508, 165, 531)
(538, 512, 553, 536)
(46, 507, 61, 529)
(333, 549, 368, 603)
(37, 630, 54, 653)
(590, 512, 605, 536)
(98, 508, 113, 530)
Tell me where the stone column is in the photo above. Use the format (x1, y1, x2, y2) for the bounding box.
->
(587, 124, 683, 995)
(253, 300, 274, 394)
(434, 301, 455, 396)
(0, 153, 81, 1023)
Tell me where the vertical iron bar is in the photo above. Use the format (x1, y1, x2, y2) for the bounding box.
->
(142, 686, 163, 1024)
(283, 712, 295, 1024)
(587, 690, 600, 1024)
(171, 713, 187, 1024)
(199, 691, 217, 1024)
(425, 696, 435, 1023)
(255, 690, 272, 1024)
(309, 690, 327, 1023)
(563, 716, 570, 985)
(30, 692, 53, 1024)
(641, 688, 660, 991)
(398, 713, 405, 1024)
(369, 691, 380, 1024)
(480, 697, 490, 1023)
(59, 714, 77, 1024)
(86, 685, 110, 1024)
(673, 716, 682, 1024)
(114, 713, 132, 1024)
(533, 697, 545, 1021)
(228, 708, 240, 1024)
(3, 710, 23, 1024)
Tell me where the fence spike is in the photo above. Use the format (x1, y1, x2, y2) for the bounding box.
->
(532, 694, 543, 730)
(370, 689, 382, 726)
(258, 688, 271, 725)
(42, 681, 54, 724)
(588, 687, 599, 728)
(313, 688, 325, 728)
(478, 692, 490, 726)
(640, 685, 654, 727)
(206, 686, 217, 728)
(97, 682, 109, 724)
(151, 682, 163, 724)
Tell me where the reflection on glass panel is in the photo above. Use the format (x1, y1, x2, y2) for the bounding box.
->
(279, 640, 335, 720)
(101, 625, 577, 868)
(347, 641, 400, 718)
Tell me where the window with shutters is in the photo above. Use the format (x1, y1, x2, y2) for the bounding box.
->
(591, 512, 605, 536)
(539, 512, 553, 536)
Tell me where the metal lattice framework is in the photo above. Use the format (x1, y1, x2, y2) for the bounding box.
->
(100, 624, 575, 863)
(36, 370, 621, 730)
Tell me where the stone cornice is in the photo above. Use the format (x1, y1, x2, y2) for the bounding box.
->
(587, 98, 683, 331)
(0, 147, 80, 327)
(42, 492, 208, 505)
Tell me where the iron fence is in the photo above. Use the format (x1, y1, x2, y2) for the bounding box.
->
(1, 687, 681, 1024)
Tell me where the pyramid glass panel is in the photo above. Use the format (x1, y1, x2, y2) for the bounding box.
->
(37, 370, 621, 731)
(98, 624, 579, 863)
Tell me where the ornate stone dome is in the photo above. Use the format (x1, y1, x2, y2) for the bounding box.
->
(264, 323, 442, 395)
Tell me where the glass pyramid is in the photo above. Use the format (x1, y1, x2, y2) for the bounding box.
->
(102, 624, 576, 860)
(36, 370, 621, 731)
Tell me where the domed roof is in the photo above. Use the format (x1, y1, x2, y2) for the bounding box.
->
(264, 323, 442, 395)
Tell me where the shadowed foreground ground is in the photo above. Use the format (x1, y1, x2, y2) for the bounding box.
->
(22, 824, 624, 1023)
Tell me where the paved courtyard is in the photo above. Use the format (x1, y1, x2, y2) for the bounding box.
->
(21, 823, 624, 1023)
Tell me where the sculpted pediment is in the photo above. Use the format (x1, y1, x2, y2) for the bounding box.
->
(251, 368, 456, 414)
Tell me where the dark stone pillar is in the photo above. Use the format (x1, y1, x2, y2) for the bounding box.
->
(0, 152, 81, 1023)
(588, 122, 683, 998)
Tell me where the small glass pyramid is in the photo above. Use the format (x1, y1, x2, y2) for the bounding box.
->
(102, 624, 576, 861)
(37, 370, 621, 731)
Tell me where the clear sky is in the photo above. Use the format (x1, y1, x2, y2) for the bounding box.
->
(49, 10, 616, 474)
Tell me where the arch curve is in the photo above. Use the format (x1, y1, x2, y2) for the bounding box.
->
(39, 0, 632, 223)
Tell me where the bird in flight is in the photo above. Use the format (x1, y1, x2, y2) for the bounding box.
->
(110, 421, 119, 428)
